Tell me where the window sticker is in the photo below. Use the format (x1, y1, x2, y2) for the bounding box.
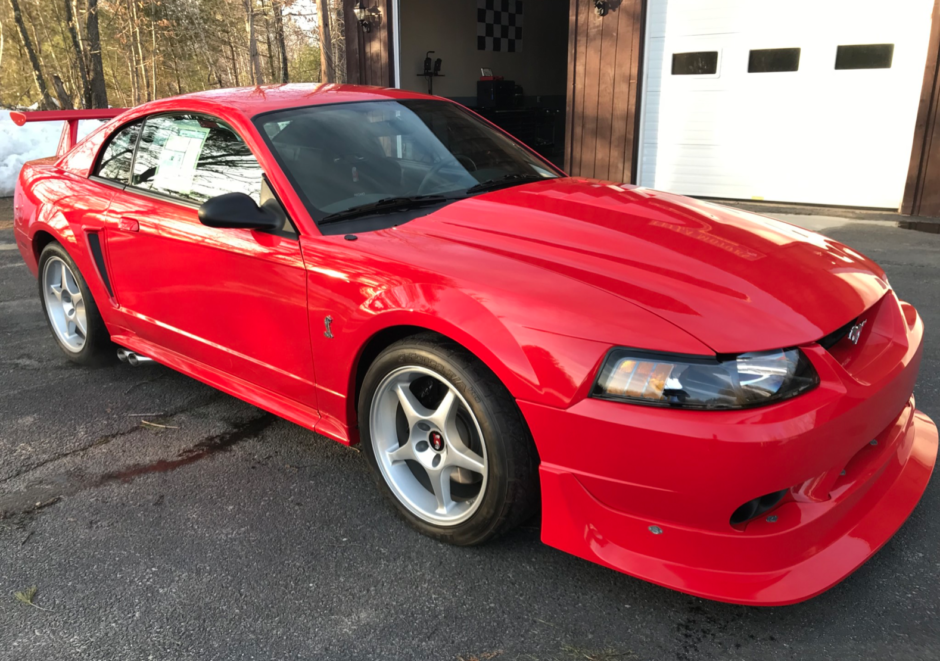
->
(152, 125, 210, 194)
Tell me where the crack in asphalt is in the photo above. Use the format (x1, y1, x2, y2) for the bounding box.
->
(0, 395, 227, 484)
(122, 372, 169, 394)
(0, 412, 276, 519)
(93, 412, 276, 484)
(1, 425, 141, 485)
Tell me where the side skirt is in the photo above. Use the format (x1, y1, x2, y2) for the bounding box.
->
(110, 333, 352, 445)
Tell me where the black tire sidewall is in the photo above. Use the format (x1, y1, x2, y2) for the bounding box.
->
(37, 242, 115, 366)
(359, 340, 523, 546)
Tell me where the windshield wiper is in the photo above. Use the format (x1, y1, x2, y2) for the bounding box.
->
(318, 195, 451, 225)
(465, 173, 547, 195)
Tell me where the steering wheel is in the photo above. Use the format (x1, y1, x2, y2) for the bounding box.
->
(454, 154, 478, 172)
(416, 156, 478, 195)
(417, 161, 451, 195)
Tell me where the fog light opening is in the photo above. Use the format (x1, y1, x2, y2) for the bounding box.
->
(730, 489, 788, 526)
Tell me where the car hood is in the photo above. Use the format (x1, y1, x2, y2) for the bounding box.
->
(401, 178, 889, 354)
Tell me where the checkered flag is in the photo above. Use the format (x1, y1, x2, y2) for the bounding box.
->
(477, 0, 524, 52)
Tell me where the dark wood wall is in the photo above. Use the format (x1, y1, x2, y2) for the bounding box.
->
(564, 0, 645, 182)
(902, 0, 940, 217)
(343, 0, 395, 87)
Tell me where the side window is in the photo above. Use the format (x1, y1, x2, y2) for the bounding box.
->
(131, 114, 263, 204)
(94, 122, 141, 183)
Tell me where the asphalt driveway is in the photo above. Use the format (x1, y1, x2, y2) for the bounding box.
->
(1, 197, 938, 661)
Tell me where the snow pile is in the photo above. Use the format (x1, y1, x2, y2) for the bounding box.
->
(0, 111, 101, 197)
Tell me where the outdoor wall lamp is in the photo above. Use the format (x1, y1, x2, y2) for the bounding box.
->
(594, 0, 608, 16)
(354, 0, 372, 32)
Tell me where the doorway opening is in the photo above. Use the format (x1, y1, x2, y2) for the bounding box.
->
(396, 0, 570, 168)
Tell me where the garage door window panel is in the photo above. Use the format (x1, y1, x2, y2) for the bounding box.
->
(835, 44, 894, 70)
(748, 48, 801, 73)
(671, 51, 719, 76)
(131, 114, 263, 205)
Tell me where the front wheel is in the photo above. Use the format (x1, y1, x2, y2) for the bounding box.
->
(359, 333, 539, 546)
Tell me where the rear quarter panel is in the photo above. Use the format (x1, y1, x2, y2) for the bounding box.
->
(14, 159, 118, 316)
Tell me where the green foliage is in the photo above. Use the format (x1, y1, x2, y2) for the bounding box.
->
(0, 0, 338, 109)
(292, 43, 322, 83)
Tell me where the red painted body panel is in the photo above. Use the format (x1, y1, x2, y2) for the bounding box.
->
(12, 86, 936, 605)
(10, 109, 127, 126)
(417, 180, 890, 354)
(536, 402, 936, 605)
(526, 294, 934, 604)
(104, 189, 316, 407)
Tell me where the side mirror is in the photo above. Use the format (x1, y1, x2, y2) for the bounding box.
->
(198, 192, 281, 231)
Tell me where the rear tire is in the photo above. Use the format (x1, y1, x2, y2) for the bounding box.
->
(359, 333, 539, 546)
(38, 242, 115, 366)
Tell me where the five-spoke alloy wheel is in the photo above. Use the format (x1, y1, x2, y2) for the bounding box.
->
(370, 366, 489, 526)
(360, 333, 539, 546)
(42, 256, 88, 352)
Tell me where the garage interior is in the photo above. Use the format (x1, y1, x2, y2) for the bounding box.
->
(397, 0, 569, 167)
(346, 0, 940, 215)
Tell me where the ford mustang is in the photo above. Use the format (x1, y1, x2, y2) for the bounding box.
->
(11, 85, 937, 605)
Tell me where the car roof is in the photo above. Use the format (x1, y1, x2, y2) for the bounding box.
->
(156, 84, 438, 118)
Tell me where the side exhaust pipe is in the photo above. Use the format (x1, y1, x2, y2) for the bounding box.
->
(127, 353, 153, 366)
(117, 348, 154, 366)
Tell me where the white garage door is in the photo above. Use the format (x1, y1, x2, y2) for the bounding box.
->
(638, 0, 934, 208)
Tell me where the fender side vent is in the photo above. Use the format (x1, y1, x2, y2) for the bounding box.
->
(86, 232, 113, 297)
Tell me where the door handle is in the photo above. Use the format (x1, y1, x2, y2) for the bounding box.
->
(118, 217, 140, 232)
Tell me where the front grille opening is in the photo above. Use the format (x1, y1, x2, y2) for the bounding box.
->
(818, 317, 858, 350)
(730, 489, 788, 526)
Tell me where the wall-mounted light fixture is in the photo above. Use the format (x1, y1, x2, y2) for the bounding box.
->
(353, 0, 372, 32)
(594, 0, 608, 16)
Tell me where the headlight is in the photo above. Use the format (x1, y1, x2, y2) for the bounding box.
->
(592, 348, 818, 410)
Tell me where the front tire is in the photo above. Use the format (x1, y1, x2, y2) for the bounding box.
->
(359, 333, 539, 546)
(38, 242, 115, 366)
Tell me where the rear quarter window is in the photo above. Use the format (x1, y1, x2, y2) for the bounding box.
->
(94, 122, 142, 183)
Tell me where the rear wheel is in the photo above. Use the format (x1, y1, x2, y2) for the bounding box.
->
(360, 333, 539, 546)
(38, 242, 114, 366)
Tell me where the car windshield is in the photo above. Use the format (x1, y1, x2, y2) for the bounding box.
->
(255, 99, 560, 224)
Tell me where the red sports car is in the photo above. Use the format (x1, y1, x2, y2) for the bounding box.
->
(12, 85, 937, 606)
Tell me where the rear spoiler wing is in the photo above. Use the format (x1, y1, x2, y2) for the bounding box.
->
(11, 108, 128, 157)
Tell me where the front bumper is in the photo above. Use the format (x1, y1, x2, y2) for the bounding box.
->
(520, 295, 937, 605)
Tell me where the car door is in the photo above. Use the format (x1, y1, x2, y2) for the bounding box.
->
(104, 112, 316, 408)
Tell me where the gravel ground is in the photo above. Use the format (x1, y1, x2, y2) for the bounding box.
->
(1, 198, 938, 661)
